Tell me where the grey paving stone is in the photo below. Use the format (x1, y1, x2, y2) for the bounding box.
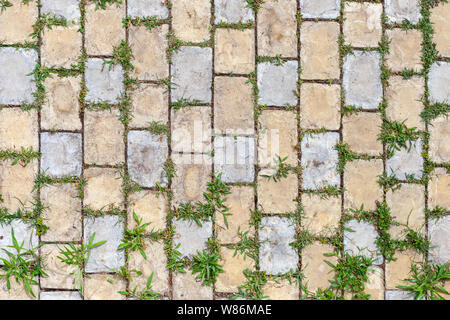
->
(300, 0, 340, 19)
(214, 0, 254, 23)
(385, 0, 421, 24)
(173, 219, 212, 258)
(428, 215, 450, 264)
(301, 132, 340, 190)
(343, 51, 383, 110)
(171, 46, 212, 104)
(386, 139, 423, 180)
(214, 136, 255, 183)
(127, 0, 169, 19)
(41, 0, 81, 22)
(84, 215, 125, 273)
(0, 48, 37, 105)
(428, 62, 450, 104)
(385, 290, 415, 300)
(259, 217, 298, 274)
(0, 220, 38, 261)
(40, 132, 82, 178)
(344, 219, 383, 265)
(257, 61, 298, 106)
(127, 130, 168, 188)
(85, 58, 124, 104)
(40, 291, 82, 300)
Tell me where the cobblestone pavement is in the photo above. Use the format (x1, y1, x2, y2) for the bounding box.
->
(0, 0, 449, 300)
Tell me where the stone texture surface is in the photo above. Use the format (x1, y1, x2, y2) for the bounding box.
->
(216, 247, 254, 293)
(83, 167, 123, 211)
(302, 243, 337, 292)
(214, 0, 254, 23)
(41, 26, 82, 69)
(428, 168, 450, 210)
(0, 277, 38, 300)
(215, 29, 255, 74)
(0, 108, 38, 150)
(41, 0, 80, 21)
(85, 58, 124, 103)
(257, 61, 298, 106)
(428, 215, 450, 264)
(172, 0, 211, 43)
(385, 290, 415, 300)
(129, 83, 168, 128)
(429, 116, 450, 163)
(40, 291, 82, 300)
(343, 112, 383, 156)
(428, 62, 450, 104)
(128, 0, 169, 18)
(41, 244, 77, 289)
(263, 280, 298, 300)
(301, 194, 341, 236)
(385, 250, 422, 290)
(84, 274, 126, 300)
(172, 270, 213, 300)
(300, 0, 340, 19)
(0, 0, 36, 44)
(258, 169, 298, 214)
(0, 220, 38, 261)
(365, 266, 385, 300)
(343, 2, 382, 47)
(431, 2, 450, 58)
(128, 190, 167, 231)
(173, 219, 212, 258)
(385, 0, 422, 24)
(386, 29, 422, 72)
(386, 139, 423, 180)
(344, 219, 383, 265)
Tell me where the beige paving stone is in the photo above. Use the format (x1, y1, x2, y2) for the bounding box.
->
(300, 21, 340, 80)
(172, 0, 211, 43)
(343, 112, 383, 156)
(300, 83, 340, 131)
(343, 2, 382, 48)
(429, 115, 450, 163)
(214, 76, 254, 134)
(0, 276, 37, 300)
(428, 168, 450, 210)
(443, 281, 450, 300)
(258, 110, 298, 168)
(84, 109, 124, 165)
(215, 28, 255, 74)
(365, 266, 384, 300)
(385, 76, 424, 130)
(171, 106, 212, 154)
(386, 250, 422, 290)
(41, 26, 82, 69)
(128, 190, 167, 231)
(85, 1, 125, 55)
(257, 170, 298, 214)
(172, 270, 213, 300)
(257, 0, 297, 57)
(431, 1, 450, 58)
(217, 186, 254, 244)
(386, 184, 425, 240)
(216, 247, 254, 293)
(83, 167, 123, 211)
(41, 184, 82, 242)
(41, 244, 77, 290)
(302, 243, 337, 292)
(301, 194, 341, 236)
(344, 159, 383, 211)
(84, 274, 126, 300)
(129, 25, 169, 81)
(129, 83, 168, 128)
(0, 108, 38, 151)
(0, 0, 36, 44)
(263, 279, 298, 300)
(386, 29, 422, 73)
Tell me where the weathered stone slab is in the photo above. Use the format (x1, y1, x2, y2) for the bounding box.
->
(385, 0, 421, 24)
(214, 0, 254, 23)
(385, 290, 415, 300)
(0, 220, 38, 261)
(127, 0, 169, 18)
(257, 61, 298, 106)
(386, 139, 423, 180)
(85, 58, 124, 103)
(40, 291, 82, 300)
(428, 62, 450, 104)
(428, 215, 450, 264)
(173, 219, 212, 258)
(41, 0, 80, 22)
(344, 220, 383, 265)
(300, 0, 340, 19)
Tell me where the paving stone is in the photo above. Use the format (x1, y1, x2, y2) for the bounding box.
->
(128, 190, 168, 231)
(385, 290, 415, 300)
(258, 110, 298, 168)
(386, 250, 422, 290)
(0, 48, 37, 105)
(216, 247, 254, 293)
(85, 2, 125, 55)
(214, 0, 254, 23)
(365, 266, 384, 300)
(386, 29, 422, 72)
(217, 186, 254, 244)
(85, 58, 124, 103)
(301, 132, 340, 190)
(300, 21, 340, 80)
(386, 76, 424, 130)
(428, 62, 450, 104)
(385, 0, 422, 24)
(84, 274, 126, 300)
(301, 194, 341, 236)
(0, 108, 38, 150)
(127, 0, 169, 18)
(129, 25, 169, 81)
(129, 83, 168, 128)
(343, 2, 382, 47)
(41, 0, 80, 22)
(172, 270, 213, 300)
(42, 76, 82, 131)
(344, 160, 383, 211)
(215, 28, 255, 74)
(263, 279, 298, 300)
(214, 136, 255, 183)
(171, 107, 212, 154)
(386, 139, 423, 180)
(344, 219, 383, 265)
(386, 184, 425, 240)
(41, 244, 77, 289)
(84, 215, 125, 273)
(84, 109, 124, 165)
(302, 243, 337, 292)
(171, 46, 212, 103)
(299, 0, 340, 19)
(127, 130, 168, 188)
(40, 132, 82, 177)
(41, 26, 82, 69)
(300, 83, 340, 131)
(173, 219, 212, 258)
(428, 215, 450, 264)
(259, 217, 298, 274)
(0, 276, 37, 300)
(0, 220, 38, 261)
(429, 115, 450, 163)
(172, 0, 211, 43)
(428, 168, 450, 210)
(431, 2, 450, 58)
(40, 291, 82, 300)
(257, 169, 298, 214)
(214, 76, 254, 135)
(343, 51, 383, 110)
(343, 112, 383, 156)
(0, 0, 36, 44)
(41, 184, 82, 242)
(83, 167, 123, 211)
(257, 0, 297, 57)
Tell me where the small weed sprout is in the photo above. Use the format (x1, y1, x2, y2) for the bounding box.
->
(118, 212, 151, 259)
(261, 156, 292, 182)
(119, 273, 161, 300)
(191, 249, 224, 286)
